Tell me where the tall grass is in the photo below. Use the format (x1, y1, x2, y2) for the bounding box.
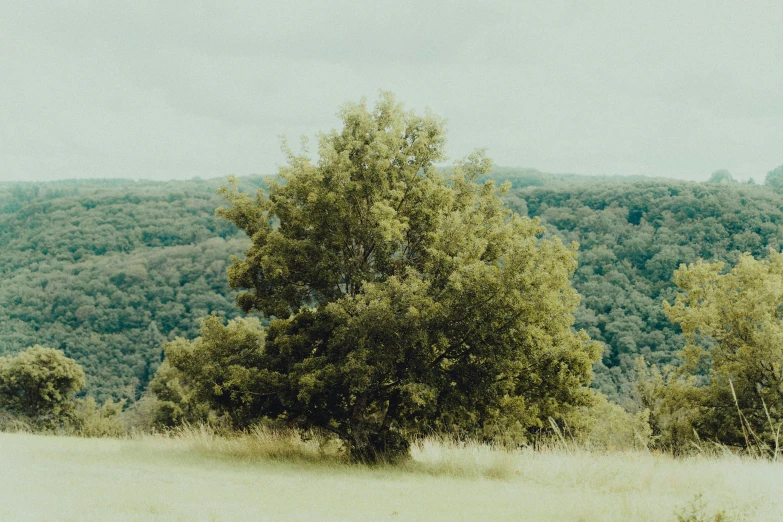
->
(145, 423, 346, 464)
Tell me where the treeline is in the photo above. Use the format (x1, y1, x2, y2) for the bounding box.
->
(3, 169, 783, 406)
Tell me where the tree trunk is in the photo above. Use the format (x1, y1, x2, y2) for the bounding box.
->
(348, 392, 374, 463)
(347, 390, 410, 463)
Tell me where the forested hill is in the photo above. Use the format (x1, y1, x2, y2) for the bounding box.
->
(0, 178, 262, 400)
(2, 173, 782, 402)
(506, 179, 783, 401)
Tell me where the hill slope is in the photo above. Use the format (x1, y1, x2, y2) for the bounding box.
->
(0, 178, 262, 399)
(509, 179, 783, 400)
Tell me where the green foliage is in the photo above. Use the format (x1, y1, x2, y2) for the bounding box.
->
(5, 166, 783, 412)
(765, 164, 783, 192)
(706, 170, 735, 185)
(565, 391, 651, 451)
(0, 177, 260, 400)
(146, 360, 200, 428)
(0, 411, 33, 433)
(2, 147, 778, 439)
(70, 396, 127, 437)
(515, 180, 783, 400)
(656, 253, 783, 454)
(172, 93, 600, 462)
(154, 315, 265, 428)
(0, 345, 85, 426)
(635, 359, 704, 451)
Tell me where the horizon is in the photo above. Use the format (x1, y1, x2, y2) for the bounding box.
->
(0, 165, 768, 185)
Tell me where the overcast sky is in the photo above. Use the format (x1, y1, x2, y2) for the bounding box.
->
(1, 1, 781, 183)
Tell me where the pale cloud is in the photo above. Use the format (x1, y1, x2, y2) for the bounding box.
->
(1, 0, 781, 182)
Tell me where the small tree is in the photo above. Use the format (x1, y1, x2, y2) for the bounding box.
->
(765, 165, 783, 192)
(0, 345, 86, 426)
(169, 93, 599, 461)
(661, 253, 783, 453)
(706, 169, 735, 184)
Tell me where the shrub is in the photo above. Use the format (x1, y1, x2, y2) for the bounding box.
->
(0, 345, 85, 427)
(566, 391, 652, 451)
(70, 396, 126, 437)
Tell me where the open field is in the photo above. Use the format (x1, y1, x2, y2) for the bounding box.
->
(1, 432, 782, 521)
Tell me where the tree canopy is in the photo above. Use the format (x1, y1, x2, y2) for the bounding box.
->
(166, 93, 600, 461)
(706, 170, 735, 184)
(0, 345, 85, 425)
(0, 178, 258, 400)
(646, 253, 783, 453)
(765, 164, 783, 192)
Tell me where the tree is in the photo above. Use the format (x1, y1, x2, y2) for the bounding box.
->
(765, 164, 783, 192)
(0, 345, 86, 425)
(163, 93, 600, 461)
(152, 316, 266, 428)
(660, 252, 783, 453)
(706, 169, 735, 184)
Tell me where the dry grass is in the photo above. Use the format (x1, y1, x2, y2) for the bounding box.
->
(145, 423, 347, 464)
(1, 429, 782, 521)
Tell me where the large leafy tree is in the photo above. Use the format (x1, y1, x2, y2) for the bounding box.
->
(171, 93, 599, 461)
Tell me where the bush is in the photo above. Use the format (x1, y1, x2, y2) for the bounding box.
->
(70, 397, 127, 437)
(0, 345, 85, 428)
(149, 335, 238, 429)
(566, 391, 652, 451)
(0, 411, 33, 433)
(635, 360, 704, 453)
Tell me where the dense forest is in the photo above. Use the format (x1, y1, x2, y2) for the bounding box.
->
(0, 178, 262, 400)
(508, 178, 783, 401)
(2, 171, 783, 404)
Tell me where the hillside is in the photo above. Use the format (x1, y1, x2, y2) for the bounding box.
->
(0, 177, 262, 400)
(508, 179, 783, 400)
(2, 172, 782, 402)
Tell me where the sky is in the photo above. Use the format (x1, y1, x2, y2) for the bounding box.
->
(1, 1, 781, 183)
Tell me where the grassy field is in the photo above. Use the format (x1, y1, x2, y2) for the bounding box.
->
(1, 430, 782, 521)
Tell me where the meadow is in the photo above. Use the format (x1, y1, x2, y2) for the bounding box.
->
(2, 429, 781, 521)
